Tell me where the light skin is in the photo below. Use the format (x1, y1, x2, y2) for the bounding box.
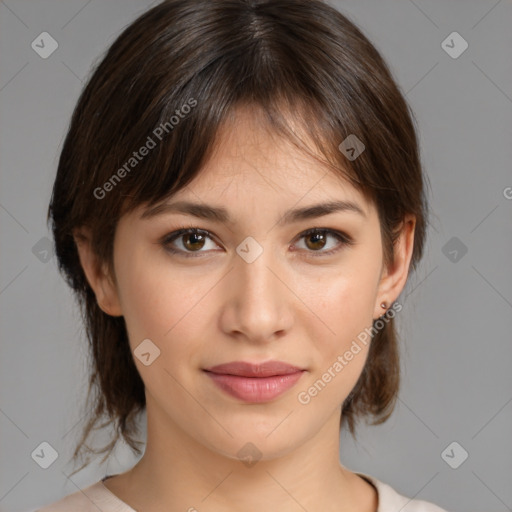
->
(74, 105, 415, 512)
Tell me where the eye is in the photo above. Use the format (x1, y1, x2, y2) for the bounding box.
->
(160, 226, 219, 257)
(292, 227, 354, 257)
(159, 226, 354, 258)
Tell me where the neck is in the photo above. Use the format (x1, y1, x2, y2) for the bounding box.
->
(112, 402, 377, 512)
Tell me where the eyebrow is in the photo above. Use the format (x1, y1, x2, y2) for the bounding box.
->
(140, 199, 367, 224)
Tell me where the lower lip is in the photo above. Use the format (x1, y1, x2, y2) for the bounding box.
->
(204, 370, 305, 403)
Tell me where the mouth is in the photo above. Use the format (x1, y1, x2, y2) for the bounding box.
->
(203, 360, 306, 403)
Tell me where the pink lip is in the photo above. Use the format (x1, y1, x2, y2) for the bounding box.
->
(204, 361, 306, 403)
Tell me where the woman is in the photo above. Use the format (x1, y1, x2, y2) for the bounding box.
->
(38, 0, 449, 510)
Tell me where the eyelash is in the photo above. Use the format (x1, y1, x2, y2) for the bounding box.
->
(159, 224, 354, 258)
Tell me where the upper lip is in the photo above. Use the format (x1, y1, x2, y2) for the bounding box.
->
(204, 360, 304, 377)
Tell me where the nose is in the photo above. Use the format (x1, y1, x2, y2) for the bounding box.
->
(218, 243, 294, 345)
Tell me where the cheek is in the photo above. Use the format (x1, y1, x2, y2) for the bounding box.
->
(295, 277, 376, 411)
(115, 252, 214, 364)
(114, 260, 212, 407)
(315, 258, 380, 334)
(303, 251, 381, 378)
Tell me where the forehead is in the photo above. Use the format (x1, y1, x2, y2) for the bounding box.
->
(177, 105, 369, 208)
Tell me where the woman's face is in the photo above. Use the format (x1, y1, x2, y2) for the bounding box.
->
(83, 107, 413, 462)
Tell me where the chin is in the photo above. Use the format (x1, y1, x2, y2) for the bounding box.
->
(197, 421, 308, 463)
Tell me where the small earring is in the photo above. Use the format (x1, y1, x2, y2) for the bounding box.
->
(380, 302, 387, 309)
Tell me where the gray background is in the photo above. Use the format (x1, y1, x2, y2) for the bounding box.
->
(1, 1, 511, 511)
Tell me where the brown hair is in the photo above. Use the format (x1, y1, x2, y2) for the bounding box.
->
(47, 0, 429, 475)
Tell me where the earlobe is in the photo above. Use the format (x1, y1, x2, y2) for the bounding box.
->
(73, 227, 123, 317)
(374, 215, 416, 319)
(97, 268, 123, 317)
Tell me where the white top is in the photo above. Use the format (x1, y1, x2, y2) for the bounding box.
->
(35, 472, 450, 512)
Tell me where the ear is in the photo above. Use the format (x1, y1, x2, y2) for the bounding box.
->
(373, 214, 416, 320)
(73, 226, 123, 317)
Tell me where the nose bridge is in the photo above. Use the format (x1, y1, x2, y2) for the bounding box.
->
(236, 237, 281, 304)
(224, 237, 291, 341)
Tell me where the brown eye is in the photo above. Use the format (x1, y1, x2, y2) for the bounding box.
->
(304, 231, 328, 251)
(161, 226, 353, 259)
(162, 228, 219, 257)
(182, 232, 207, 251)
(294, 228, 354, 257)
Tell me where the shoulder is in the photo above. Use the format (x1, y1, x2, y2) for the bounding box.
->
(35, 480, 133, 512)
(356, 472, 451, 512)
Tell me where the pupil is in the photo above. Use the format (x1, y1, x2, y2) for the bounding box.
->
(308, 232, 326, 250)
(185, 233, 204, 250)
